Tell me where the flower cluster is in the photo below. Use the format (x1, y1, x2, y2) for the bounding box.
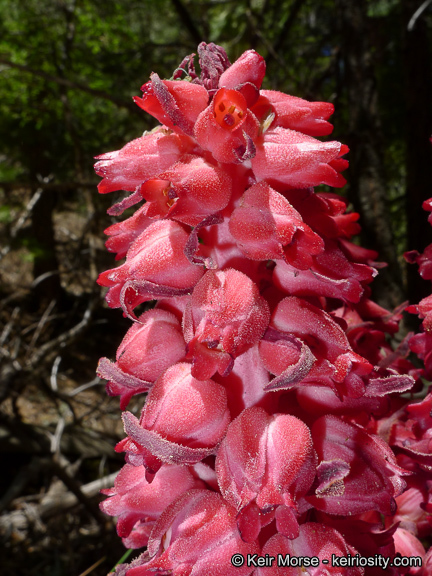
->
(96, 43, 432, 575)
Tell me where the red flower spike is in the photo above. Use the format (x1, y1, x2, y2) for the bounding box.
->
(94, 43, 432, 576)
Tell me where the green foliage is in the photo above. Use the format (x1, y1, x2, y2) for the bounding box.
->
(0, 0, 398, 183)
(0, 0, 431, 301)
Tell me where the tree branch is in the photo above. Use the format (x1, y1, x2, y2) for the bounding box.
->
(268, 0, 306, 62)
(0, 57, 139, 114)
(170, 0, 203, 45)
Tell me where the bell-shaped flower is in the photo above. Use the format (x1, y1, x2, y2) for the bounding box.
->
(389, 392, 432, 471)
(273, 239, 376, 304)
(194, 88, 260, 163)
(95, 128, 192, 194)
(229, 181, 324, 269)
(405, 244, 432, 280)
(251, 126, 349, 189)
(255, 524, 364, 576)
(392, 480, 432, 538)
(139, 154, 232, 226)
(216, 407, 316, 542)
(134, 76, 209, 136)
(120, 490, 258, 576)
(258, 296, 372, 397)
(393, 528, 425, 574)
(183, 268, 270, 380)
(100, 463, 202, 549)
(307, 415, 407, 516)
(104, 204, 152, 260)
(97, 220, 204, 318)
(97, 309, 186, 409)
(259, 89, 335, 137)
(117, 363, 230, 472)
(284, 188, 361, 240)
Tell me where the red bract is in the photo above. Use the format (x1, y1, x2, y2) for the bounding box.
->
(183, 268, 270, 379)
(97, 308, 186, 409)
(134, 77, 209, 136)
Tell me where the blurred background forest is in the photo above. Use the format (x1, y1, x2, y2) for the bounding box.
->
(0, 0, 431, 574)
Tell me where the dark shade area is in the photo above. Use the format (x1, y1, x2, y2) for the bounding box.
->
(0, 1, 431, 574)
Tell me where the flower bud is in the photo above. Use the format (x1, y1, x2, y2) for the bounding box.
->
(183, 269, 270, 379)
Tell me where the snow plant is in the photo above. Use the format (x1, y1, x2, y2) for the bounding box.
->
(95, 43, 432, 575)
